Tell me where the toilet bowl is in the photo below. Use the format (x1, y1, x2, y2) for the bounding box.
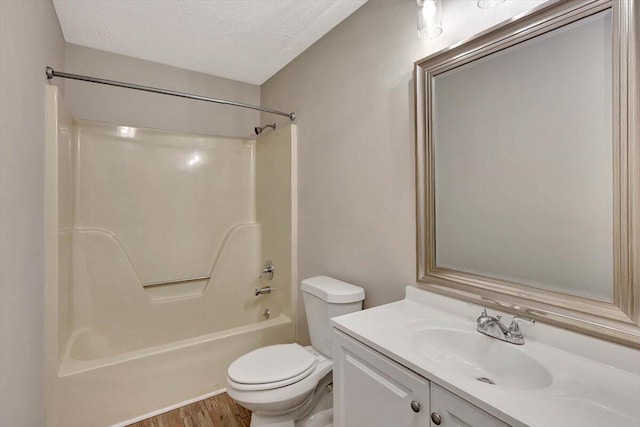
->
(226, 276, 365, 427)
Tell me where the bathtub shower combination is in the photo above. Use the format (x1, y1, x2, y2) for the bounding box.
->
(44, 86, 297, 426)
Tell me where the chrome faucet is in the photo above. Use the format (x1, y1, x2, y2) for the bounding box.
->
(476, 309, 534, 345)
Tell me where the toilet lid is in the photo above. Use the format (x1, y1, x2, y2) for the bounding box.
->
(228, 343, 317, 385)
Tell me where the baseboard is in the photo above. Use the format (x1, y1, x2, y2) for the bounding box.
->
(110, 388, 227, 427)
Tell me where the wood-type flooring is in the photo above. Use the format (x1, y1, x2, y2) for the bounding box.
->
(127, 392, 251, 427)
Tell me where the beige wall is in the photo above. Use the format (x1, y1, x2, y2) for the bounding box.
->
(261, 0, 546, 343)
(0, 1, 66, 426)
(64, 44, 260, 138)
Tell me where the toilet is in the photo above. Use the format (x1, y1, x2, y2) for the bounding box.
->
(226, 276, 365, 427)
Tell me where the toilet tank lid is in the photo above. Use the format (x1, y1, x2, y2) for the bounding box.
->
(301, 276, 365, 303)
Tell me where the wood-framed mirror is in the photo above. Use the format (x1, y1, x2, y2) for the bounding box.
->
(414, 0, 639, 347)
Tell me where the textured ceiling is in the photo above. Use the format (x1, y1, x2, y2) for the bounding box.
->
(52, 0, 368, 85)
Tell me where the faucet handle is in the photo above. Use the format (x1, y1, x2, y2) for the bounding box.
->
(476, 308, 489, 321)
(477, 308, 501, 322)
(504, 316, 535, 345)
(476, 308, 494, 329)
(509, 316, 535, 333)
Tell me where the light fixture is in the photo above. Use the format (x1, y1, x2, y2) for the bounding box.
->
(187, 153, 202, 168)
(477, 0, 505, 8)
(417, 0, 442, 39)
(116, 126, 136, 138)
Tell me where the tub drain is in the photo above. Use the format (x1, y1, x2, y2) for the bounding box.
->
(476, 377, 495, 385)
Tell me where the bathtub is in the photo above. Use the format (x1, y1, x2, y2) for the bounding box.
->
(48, 219, 293, 426)
(53, 315, 294, 426)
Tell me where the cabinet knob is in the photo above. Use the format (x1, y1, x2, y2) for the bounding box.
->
(431, 412, 442, 425)
(410, 400, 421, 413)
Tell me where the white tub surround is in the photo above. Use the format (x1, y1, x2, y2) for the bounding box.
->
(45, 86, 297, 426)
(331, 285, 640, 427)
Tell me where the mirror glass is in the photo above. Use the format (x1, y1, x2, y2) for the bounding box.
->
(432, 11, 613, 301)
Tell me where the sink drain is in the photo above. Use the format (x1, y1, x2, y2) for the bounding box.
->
(476, 377, 495, 385)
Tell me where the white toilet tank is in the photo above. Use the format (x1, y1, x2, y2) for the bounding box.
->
(301, 276, 365, 358)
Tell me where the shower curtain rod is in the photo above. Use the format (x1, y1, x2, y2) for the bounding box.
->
(45, 66, 296, 121)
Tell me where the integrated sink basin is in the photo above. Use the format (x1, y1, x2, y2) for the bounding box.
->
(332, 286, 640, 426)
(411, 328, 553, 390)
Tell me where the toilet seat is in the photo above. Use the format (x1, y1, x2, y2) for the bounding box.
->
(227, 343, 317, 391)
(228, 363, 317, 391)
(227, 347, 333, 416)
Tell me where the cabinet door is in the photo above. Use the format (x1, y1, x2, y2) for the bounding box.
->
(430, 383, 510, 427)
(334, 330, 430, 427)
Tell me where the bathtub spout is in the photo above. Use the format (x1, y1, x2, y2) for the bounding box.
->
(255, 286, 272, 296)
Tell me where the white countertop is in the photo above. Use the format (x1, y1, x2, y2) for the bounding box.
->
(331, 285, 640, 427)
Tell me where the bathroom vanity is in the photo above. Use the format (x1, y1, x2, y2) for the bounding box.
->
(331, 286, 640, 427)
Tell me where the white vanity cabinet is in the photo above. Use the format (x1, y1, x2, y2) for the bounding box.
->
(333, 329, 509, 427)
(430, 383, 509, 427)
(333, 330, 430, 427)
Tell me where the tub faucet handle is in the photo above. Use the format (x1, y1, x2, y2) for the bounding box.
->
(260, 260, 274, 280)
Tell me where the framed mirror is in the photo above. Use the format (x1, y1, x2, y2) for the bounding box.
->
(414, 0, 639, 347)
